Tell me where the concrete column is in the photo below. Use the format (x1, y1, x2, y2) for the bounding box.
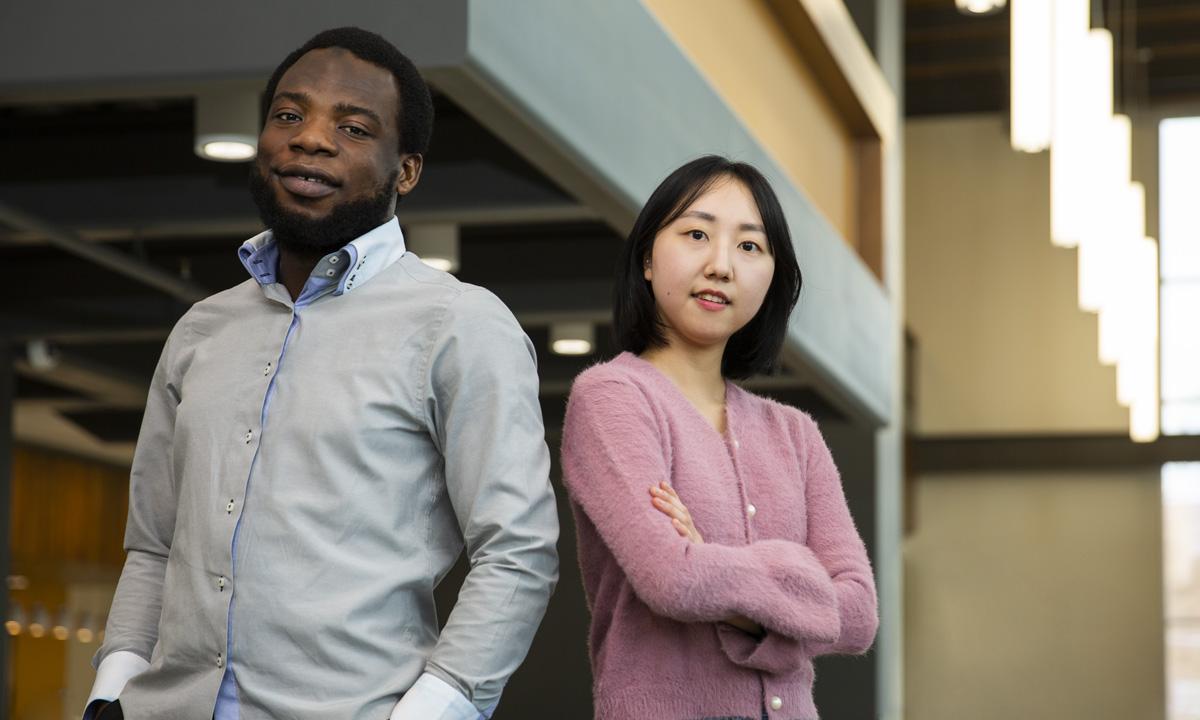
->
(874, 0, 906, 718)
(0, 339, 12, 720)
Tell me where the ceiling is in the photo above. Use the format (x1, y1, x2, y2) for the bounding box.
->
(1, 91, 833, 464)
(14, 1, 1197, 463)
(905, 0, 1200, 116)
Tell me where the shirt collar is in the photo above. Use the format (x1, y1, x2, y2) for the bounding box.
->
(237, 216, 408, 296)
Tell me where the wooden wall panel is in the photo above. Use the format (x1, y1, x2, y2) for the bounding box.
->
(11, 446, 128, 571)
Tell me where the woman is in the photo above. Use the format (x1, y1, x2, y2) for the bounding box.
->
(561, 156, 878, 720)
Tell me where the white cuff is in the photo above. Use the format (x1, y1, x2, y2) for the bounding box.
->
(388, 673, 495, 720)
(84, 651, 150, 716)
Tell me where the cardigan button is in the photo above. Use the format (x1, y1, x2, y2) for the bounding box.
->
(770, 696, 783, 710)
(747, 504, 757, 518)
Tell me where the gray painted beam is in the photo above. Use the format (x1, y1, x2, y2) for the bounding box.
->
(442, 0, 895, 425)
(0, 0, 468, 100)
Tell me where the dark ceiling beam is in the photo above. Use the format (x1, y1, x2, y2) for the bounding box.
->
(906, 60, 1007, 79)
(14, 352, 148, 407)
(907, 23, 1007, 44)
(906, 0, 968, 7)
(0, 203, 599, 247)
(0, 160, 589, 244)
(0, 203, 209, 304)
(1144, 43, 1200, 60)
(1135, 6, 1200, 26)
(912, 433, 1200, 473)
(13, 327, 171, 346)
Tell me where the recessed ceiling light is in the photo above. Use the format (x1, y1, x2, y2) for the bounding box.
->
(407, 224, 460, 274)
(956, 0, 1006, 16)
(194, 90, 259, 162)
(550, 322, 595, 356)
(198, 138, 256, 161)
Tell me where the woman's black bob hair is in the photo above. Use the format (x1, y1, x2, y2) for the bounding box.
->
(613, 155, 802, 380)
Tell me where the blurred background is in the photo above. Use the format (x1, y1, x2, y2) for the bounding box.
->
(0, 0, 1196, 717)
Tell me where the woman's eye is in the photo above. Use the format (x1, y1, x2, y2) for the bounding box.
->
(739, 240, 762, 253)
(689, 230, 707, 241)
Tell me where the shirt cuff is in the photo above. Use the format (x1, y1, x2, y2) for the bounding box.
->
(84, 651, 150, 718)
(389, 673, 496, 720)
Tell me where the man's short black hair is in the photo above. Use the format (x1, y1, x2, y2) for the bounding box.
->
(613, 155, 803, 380)
(262, 26, 434, 156)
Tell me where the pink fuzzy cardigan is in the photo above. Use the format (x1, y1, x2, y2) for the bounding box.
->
(561, 353, 878, 720)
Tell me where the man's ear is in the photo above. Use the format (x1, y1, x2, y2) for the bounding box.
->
(395, 153, 424, 196)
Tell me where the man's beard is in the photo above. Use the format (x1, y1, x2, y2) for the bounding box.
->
(249, 166, 400, 256)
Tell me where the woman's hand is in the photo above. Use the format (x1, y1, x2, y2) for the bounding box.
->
(650, 482, 764, 637)
(650, 481, 704, 543)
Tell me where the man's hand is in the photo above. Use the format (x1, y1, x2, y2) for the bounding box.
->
(84, 699, 114, 720)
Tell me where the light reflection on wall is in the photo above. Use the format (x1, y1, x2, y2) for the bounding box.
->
(1160, 118, 1200, 435)
(1163, 463, 1200, 720)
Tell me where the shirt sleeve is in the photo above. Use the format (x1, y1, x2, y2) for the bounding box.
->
(420, 288, 560, 714)
(82, 650, 150, 719)
(92, 323, 187, 671)
(388, 673, 497, 720)
(560, 373, 842, 644)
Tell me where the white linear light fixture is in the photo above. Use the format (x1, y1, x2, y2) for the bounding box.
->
(1123, 236, 1159, 442)
(550, 322, 595, 356)
(1005, 0, 1159, 441)
(1159, 118, 1200, 436)
(1011, 0, 1053, 152)
(1077, 117, 1132, 313)
(1048, 0, 1099, 248)
(194, 90, 259, 162)
(406, 224, 460, 273)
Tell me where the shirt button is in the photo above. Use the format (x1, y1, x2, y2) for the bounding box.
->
(747, 503, 757, 518)
(216, 653, 224, 668)
(262, 362, 272, 376)
(217, 576, 227, 591)
(226, 499, 235, 514)
(244, 429, 253, 444)
(770, 696, 783, 710)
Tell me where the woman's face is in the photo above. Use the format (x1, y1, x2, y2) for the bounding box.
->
(644, 176, 776, 353)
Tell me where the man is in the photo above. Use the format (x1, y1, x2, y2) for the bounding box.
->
(84, 27, 560, 720)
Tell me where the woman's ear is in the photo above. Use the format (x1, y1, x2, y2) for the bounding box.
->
(643, 254, 652, 282)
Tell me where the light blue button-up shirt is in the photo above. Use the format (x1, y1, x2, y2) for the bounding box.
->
(86, 217, 559, 720)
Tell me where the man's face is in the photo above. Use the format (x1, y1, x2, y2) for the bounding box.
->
(250, 47, 422, 254)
